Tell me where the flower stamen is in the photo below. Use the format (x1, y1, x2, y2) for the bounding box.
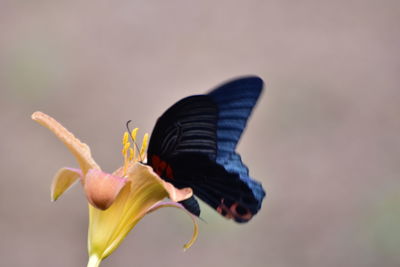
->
(122, 132, 131, 177)
(140, 133, 149, 162)
(128, 147, 134, 162)
(121, 127, 149, 176)
(130, 128, 139, 161)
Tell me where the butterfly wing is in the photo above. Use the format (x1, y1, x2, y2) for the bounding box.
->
(147, 76, 265, 223)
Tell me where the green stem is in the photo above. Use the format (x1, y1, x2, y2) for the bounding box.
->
(87, 255, 101, 267)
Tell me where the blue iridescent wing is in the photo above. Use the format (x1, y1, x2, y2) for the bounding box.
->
(147, 76, 265, 223)
(208, 77, 265, 214)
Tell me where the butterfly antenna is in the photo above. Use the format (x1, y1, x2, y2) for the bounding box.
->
(126, 120, 143, 163)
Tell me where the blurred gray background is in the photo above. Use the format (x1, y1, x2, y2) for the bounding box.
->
(0, 1, 399, 266)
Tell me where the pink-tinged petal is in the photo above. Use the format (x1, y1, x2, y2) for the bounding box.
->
(147, 201, 199, 250)
(84, 169, 129, 210)
(160, 180, 193, 202)
(51, 167, 82, 201)
(127, 163, 193, 202)
(31, 111, 100, 175)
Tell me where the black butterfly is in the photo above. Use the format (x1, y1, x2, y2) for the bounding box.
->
(147, 76, 265, 223)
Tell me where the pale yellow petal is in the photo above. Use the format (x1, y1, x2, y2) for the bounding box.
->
(127, 163, 193, 202)
(31, 111, 99, 174)
(147, 201, 199, 250)
(84, 169, 129, 210)
(88, 163, 191, 260)
(88, 173, 168, 260)
(51, 167, 82, 201)
(88, 185, 132, 260)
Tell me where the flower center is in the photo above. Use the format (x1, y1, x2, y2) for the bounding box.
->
(121, 128, 149, 176)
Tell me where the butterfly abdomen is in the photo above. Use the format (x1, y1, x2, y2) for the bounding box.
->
(179, 196, 201, 217)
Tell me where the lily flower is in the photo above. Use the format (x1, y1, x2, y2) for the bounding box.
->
(31, 111, 198, 267)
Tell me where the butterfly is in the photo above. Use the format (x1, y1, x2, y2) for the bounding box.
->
(146, 76, 266, 223)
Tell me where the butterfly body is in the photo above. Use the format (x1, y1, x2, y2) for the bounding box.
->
(147, 76, 265, 223)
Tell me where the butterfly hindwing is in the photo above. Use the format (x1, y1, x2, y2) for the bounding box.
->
(208, 77, 266, 215)
(147, 76, 265, 223)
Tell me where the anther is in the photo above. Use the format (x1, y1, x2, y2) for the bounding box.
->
(140, 133, 149, 160)
(123, 132, 129, 145)
(128, 147, 134, 162)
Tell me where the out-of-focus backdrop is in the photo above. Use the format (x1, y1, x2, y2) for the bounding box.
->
(1, 1, 399, 266)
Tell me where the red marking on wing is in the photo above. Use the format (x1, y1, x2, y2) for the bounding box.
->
(216, 199, 233, 219)
(216, 199, 253, 222)
(166, 165, 173, 179)
(151, 155, 174, 180)
(230, 202, 253, 221)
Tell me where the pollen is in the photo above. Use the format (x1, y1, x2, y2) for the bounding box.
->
(131, 128, 138, 141)
(128, 147, 134, 162)
(123, 142, 130, 153)
(140, 133, 149, 161)
(122, 131, 131, 176)
(122, 132, 129, 145)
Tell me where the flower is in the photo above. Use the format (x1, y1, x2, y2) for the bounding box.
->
(31, 111, 198, 267)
